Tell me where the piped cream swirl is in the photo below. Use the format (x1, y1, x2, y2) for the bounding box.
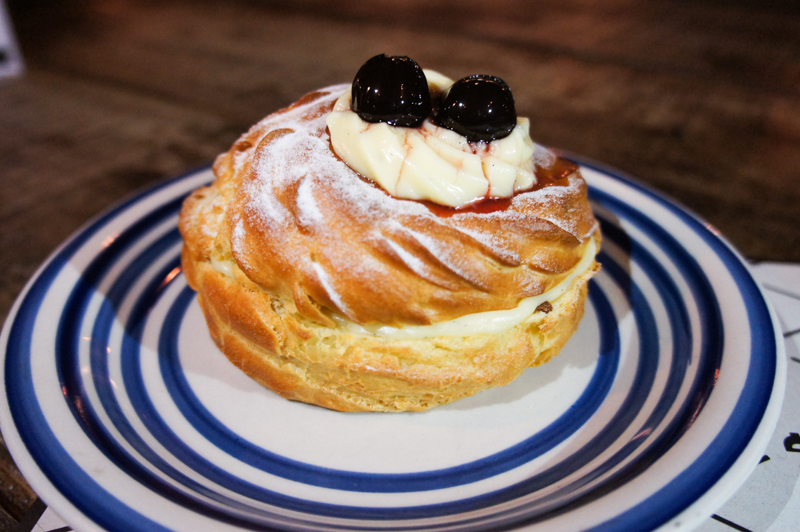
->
(326, 70, 537, 208)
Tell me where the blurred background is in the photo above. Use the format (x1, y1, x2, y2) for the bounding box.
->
(1, 0, 799, 528)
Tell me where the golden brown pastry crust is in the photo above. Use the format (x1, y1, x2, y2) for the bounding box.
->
(178, 85, 601, 411)
(181, 242, 598, 411)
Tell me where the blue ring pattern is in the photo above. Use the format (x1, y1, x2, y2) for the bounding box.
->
(54, 224, 622, 525)
(19, 219, 698, 530)
(154, 286, 617, 493)
(580, 160, 774, 532)
(1, 163, 777, 532)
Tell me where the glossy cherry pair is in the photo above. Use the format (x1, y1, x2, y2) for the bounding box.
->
(351, 54, 516, 142)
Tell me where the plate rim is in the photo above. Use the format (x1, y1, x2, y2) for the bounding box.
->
(575, 156, 787, 531)
(0, 161, 786, 532)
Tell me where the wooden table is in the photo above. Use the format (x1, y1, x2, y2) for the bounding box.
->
(1, 0, 799, 528)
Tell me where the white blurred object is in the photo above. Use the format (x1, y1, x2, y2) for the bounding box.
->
(0, 0, 24, 79)
(32, 506, 68, 532)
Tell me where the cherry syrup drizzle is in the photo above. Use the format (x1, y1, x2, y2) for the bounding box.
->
(424, 157, 578, 217)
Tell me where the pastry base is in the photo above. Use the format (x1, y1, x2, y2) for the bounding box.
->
(181, 245, 599, 412)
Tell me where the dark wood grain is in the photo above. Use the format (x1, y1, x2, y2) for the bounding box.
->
(1, 0, 799, 527)
(0, 434, 34, 523)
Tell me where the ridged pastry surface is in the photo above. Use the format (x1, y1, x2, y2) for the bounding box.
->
(182, 85, 599, 328)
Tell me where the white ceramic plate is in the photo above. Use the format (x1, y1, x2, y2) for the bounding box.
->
(0, 162, 785, 532)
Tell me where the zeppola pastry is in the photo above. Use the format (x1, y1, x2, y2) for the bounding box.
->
(179, 55, 600, 412)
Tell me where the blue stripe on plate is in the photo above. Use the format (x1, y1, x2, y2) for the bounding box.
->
(152, 285, 617, 493)
(59, 211, 647, 524)
(5, 193, 189, 532)
(578, 162, 775, 532)
(65, 238, 616, 518)
(42, 195, 633, 525)
(2, 162, 777, 532)
(58, 229, 321, 528)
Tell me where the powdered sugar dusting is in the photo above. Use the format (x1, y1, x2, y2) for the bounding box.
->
(381, 234, 428, 278)
(391, 223, 493, 290)
(514, 175, 587, 236)
(533, 143, 556, 168)
(241, 87, 430, 232)
(447, 224, 521, 264)
(311, 260, 349, 315)
(296, 175, 324, 228)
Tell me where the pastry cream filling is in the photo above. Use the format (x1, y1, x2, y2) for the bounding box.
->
(211, 257, 235, 278)
(333, 236, 598, 339)
(326, 70, 537, 208)
(210, 238, 596, 339)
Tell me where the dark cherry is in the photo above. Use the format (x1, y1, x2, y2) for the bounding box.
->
(434, 75, 516, 142)
(351, 54, 432, 127)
